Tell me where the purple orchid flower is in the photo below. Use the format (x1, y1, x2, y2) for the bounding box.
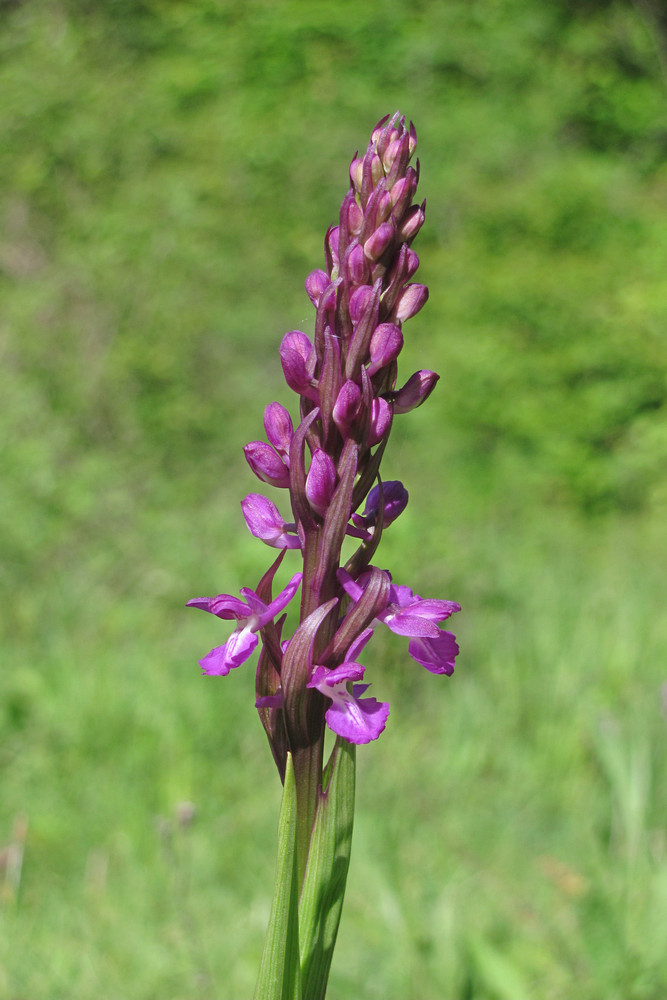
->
(337, 568, 461, 673)
(307, 662, 389, 744)
(187, 572, 302, 675)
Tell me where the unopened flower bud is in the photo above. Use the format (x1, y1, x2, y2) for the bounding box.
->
(364, 221, 394, 262)
(398, 203, 425, 242)
(333, 379, 362, 439)
(371, 154, 383, 185)
(352, 480, 409, 530)
(391, 369, 439, 413)
(349, 285, 374, 324)
(375, 191, 393, 225)
(280, 331, 318, 401)
(346, 197, 363, 235)
(394, 283, 428, 322)
(305, 269, 331, 308)
(241, 494, 301, 549)
(390, 167, 418, 219)
(346, 243, 369, 286)
(264, 402, 293, 458)
(368, 396, 392, 445)
(325, 225, 340, 274)
(244, 441, 290, 488)
(408, 120, 417, 157)
(382, 137, 403, 173)
(306, 449, 337, 517)
(349, 157, 364, 192)
(367, 323, 403, 376)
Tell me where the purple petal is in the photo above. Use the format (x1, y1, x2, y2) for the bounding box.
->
(379, 609, 442, 638)
(408, 631, 459, 675)
(199, 627, 259, 676)
(264, 402, 294, 458)
(261, 572, 303, 624)
(347, 627, 374, 661)
(187, 594, 250, 620)
(337, 568, 365, 602)
(241, 493, 302, 549)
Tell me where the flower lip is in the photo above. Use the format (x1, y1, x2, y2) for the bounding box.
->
(308, 662, 390, 744)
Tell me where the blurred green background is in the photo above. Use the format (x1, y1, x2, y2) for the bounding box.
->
(1, 0, 667, 997)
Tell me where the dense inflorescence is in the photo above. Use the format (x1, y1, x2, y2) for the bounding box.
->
(188, 113, 460, 775)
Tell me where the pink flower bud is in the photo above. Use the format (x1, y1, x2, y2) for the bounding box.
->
(371, 154, 383, 185)
(382, 137, 403, 173)
(305, 449, 337, 516)
(394, 283, 429, 322)
(398, 203, 425, 242)
(349, 285, 374, 324)
(369, 396, 392, 445)
(345, 243, 369, 286)
(279, 331, 318, 401)
(325, 225, 340, 273)
(305, 269, 330, 308)
(375, 191, 393, 225)
(367, 323, 403, 376)
(333, 380, 362, 439)
(243, 441, 290, 488)
(405, 248, 420, 278)
(364, 221, 394, 262)
(346, 198, 363, 235)
(390, 167, 418, 218)
(408, 120, 417, 158)
(391, 370, 439, 413)
(264, 402, 293, 458)
(349, 157, 364, 192)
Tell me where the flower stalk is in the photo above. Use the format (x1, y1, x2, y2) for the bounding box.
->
(188, 112, 460, 999)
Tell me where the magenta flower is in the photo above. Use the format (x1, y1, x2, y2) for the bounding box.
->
(307, 662, 389, 744)
(337, 568, 461, 672)
(187, 572, 302, 675)
(241, 493, 301, 549)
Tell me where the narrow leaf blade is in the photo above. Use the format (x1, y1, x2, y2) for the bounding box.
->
(254, 754, 303, 1000)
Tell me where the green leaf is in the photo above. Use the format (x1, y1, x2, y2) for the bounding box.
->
(254, 753, 302, 1000)
(299, 737, 356, 1000)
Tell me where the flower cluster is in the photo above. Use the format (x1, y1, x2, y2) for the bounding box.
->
(188, 113, 460, 766)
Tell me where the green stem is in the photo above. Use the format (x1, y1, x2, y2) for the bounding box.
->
(292, 738, 323, 887)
